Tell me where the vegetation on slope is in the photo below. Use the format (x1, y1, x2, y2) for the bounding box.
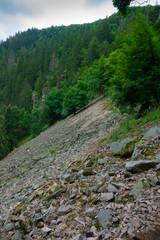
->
(0, 6, 160, 159)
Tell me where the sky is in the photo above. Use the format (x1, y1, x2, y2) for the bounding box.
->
(0, 0, 117, 41)
(0, 0, 157, 41)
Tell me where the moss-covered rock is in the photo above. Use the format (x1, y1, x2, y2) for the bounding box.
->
(126, 160, 157, 173)
(129, 179, 149, 199)
(82, 167, 96, 176)
(110, 136, 140, 158)
(131, 125, 160, 160)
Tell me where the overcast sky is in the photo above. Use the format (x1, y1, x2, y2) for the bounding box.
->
(0, 0, 157, 41)
(0, 0, 118, 41)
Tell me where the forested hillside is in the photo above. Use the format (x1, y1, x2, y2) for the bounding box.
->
(0, 5, 160, 159)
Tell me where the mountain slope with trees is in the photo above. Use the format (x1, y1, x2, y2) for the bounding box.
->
(0, 5, 160, 159)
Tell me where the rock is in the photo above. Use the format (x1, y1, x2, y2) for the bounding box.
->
(110, 136, 139, 158)
(82, 168, 96, 176)
(130, 179, 150, 199)
(41, 227, 52, 237)
(33, 182, 44, 190)
(126, 160, 157, 173)
(107, 183, 117, 193)
(63, 171, 74, 183)
(45, 213, 57, 223)
(52, 189, 62, 198)
(95, 172, 110, 184)
(100, 192, 114, 201)
(3, 223, 15, 232)
(142, 125, 160, 139)
(104, 234, 110, 239)
(131, 125, 160, 160)
(11, 231, 23, 240)
(156, 163, 160, 170)
(85, 208, 95, 216)
(97, 209, 113, 230)
(57, 205, 72, 216)
(98, 157, 109, 165)
(71, 234, 83, 240)
(146, 174, 158, 187)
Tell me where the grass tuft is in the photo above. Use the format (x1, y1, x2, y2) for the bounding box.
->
(109, 106, 160, 141)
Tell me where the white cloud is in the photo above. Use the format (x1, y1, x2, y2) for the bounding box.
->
(0, 0, 117, 41)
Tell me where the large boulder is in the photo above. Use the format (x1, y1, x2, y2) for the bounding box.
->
(110, 136, 139, 158)
(126, 160, 157, 173)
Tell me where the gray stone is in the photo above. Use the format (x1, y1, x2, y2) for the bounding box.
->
(85, 208, 95, 216)
(97, 209, 113, 229)
(95, 172, 110, 184)
(100, 192, 114, 201)
(52, 189, 62, 198)
(57, 205, 72, 216)
(126, 160, 157, 173)
(104, 234, 110, 239)
(107, 183, 117, 193)
(33, 181, 44, 190)
(41, 227, 52, 237)
(156, 163, 160, 170)
(110, 136, 138, 158)
(131, 125, 160, 160)
(146, 174, 158, 187)
(3, 223, 15, 232)
(142, 125, 160, 139)
(72, 234, 83, 240)
(130, 179, 149, 199)
(11, 231, 23, 240)
(98, 157, 109, 165)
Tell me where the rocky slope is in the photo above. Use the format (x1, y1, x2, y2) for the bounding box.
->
(0, 98, 160, 240)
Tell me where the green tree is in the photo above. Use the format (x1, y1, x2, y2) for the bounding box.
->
(113, 0, 132, 15)
(3, 106, 21, 149)
(105, 12, 160, 113)
(30, 108, 43, 138)
(0, 127, 9, 160)
(62, 80, 89, 116)
(41, 88, 64, 125)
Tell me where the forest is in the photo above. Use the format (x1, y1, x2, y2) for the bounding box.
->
(0, 5, 160, 160)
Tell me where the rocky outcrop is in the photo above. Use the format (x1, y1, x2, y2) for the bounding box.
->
(132, 125, 160, 161)
(110, 136, 139, 158)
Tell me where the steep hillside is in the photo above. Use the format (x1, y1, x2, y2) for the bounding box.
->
(0, 98, 160, 240)
(0, 5, 160, 160)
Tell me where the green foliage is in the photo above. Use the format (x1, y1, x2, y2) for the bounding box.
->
(62, 80, 89, 116)
(41, 88, 64, 125)
(105, 12, 160, 113)
(0, 127, 9, 160)
(30, 108, 43, 138)
(109, 106, 160, 141)
(113, 0, 131, 15)
(0, 105, 31, 159)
